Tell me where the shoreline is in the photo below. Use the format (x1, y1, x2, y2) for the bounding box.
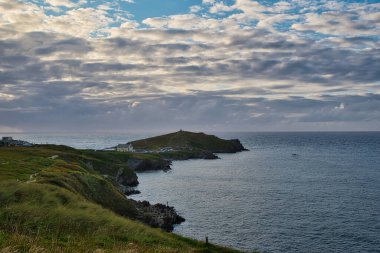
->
(119, 149, 248, 232)
(0, 144, 244, 252)
(0, 131, 249, 252)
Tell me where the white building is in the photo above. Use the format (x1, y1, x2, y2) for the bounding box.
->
(116, 143, 134, 152)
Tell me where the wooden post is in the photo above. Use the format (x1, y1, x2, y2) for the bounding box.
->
(205, 236, 209, 245)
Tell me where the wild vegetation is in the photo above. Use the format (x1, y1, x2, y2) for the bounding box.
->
(0, 145, 242, 253)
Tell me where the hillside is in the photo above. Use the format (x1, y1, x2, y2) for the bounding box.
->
(0, 145, 242, 253)
(130, 130, 247, 154)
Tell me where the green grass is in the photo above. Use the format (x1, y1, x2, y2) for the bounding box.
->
(0, 146, 245, 253)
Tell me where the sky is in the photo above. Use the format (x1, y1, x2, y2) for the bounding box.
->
(0, 0, 379, 133)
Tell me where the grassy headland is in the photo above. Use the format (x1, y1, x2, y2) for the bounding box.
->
(130, 130, 247, 160)
(0, 145, 243, 253)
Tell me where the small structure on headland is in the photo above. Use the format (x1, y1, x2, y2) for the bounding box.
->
(116, 143, 134, 152)
(115, 144, 176, 153)
(2, 137, 13, 142)
(0, 137, 33, 147)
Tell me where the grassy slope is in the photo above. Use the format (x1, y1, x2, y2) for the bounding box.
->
(130, 131, 244, 153)
(0, 146, 243, 253)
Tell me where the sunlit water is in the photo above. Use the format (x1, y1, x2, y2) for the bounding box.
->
(4, 132, 380, 252)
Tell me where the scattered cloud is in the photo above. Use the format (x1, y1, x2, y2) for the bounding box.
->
(0, 0, 379, 132)
(45, 0, 77, 8)
(190, 5, 202, 13)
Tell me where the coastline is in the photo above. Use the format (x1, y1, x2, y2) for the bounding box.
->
(0, 132, 248, 252)
(114, 137, 248, 231)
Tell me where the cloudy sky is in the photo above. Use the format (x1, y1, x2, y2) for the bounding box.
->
(0, 0, 379, 133)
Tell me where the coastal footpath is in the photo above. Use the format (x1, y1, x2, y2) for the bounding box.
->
(0, 131, 248, 252)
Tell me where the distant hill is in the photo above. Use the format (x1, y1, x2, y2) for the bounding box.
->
(130, 130, 247, 153)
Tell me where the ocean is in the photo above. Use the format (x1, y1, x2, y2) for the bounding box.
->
(3, 132, 380, 253)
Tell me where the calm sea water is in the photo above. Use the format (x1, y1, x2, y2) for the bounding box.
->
(3, 132, 380, 252)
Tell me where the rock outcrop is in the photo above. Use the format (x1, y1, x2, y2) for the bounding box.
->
(127, 158, 172, 172)
(133, 200, 185, 232)
(116, 167, 139, 186)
